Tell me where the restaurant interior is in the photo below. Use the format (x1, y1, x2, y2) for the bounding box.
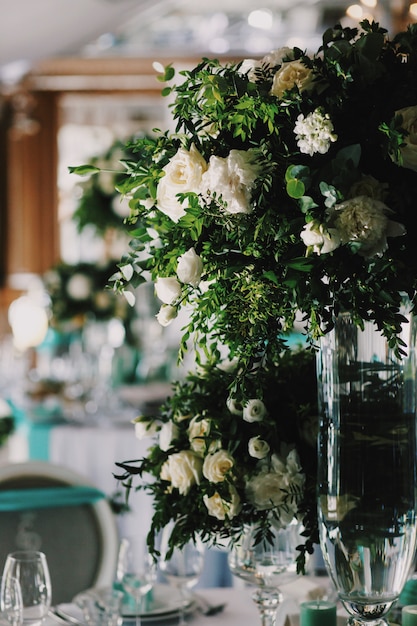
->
(1, 1, 417, 625)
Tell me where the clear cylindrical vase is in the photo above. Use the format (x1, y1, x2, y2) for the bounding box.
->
(317, 308, 417, 626)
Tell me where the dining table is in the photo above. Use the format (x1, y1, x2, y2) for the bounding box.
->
(45, 576, 348, 626)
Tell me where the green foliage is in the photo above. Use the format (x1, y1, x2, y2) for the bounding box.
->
(73, 20, 417, 563)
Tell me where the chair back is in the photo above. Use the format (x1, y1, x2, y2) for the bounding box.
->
(0, 460, 119, 603)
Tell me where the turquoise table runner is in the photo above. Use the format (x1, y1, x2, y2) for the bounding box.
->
(0, 485, 106, 511)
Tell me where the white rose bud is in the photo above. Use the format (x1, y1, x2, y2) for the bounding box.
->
(160, 450, 203, 495)
(155, 277, 182, 304)
(159, 421, 180, 452)
(133, 417, 159, 440)
(177, 247, 203, 287)
(203, 449, 235, 483)
(156, 304, 178, 327)
(248, 436, 270, 459)
(300, 220, 341, 255)
(203, 486, 241, 520)
(243, 399, 267, 423)
(188, 416, 211, 454)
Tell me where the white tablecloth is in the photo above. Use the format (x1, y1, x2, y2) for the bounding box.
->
(46, 580, 344, 626)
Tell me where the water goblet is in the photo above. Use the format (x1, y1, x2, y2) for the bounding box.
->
(2, 551, 51, 626)
(119, 539, 157, 626)
(228, 521, 303, 626)
(0, 575, 23, 626)
(159, 527, 205, 626)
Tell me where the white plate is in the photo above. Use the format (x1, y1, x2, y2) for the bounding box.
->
(122, 584, 194, 618)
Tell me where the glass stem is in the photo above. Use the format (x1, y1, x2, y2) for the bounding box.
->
(252, 588, 282, 626)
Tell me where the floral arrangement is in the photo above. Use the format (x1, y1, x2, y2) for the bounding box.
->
(71, 21, 417, 569)
(72, 138, 137, 235)
(43, 260, 135, 338)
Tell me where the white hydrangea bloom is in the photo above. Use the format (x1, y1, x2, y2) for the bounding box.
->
(294, 108, 337, 156)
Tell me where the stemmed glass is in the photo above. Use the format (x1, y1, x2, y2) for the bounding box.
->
(159, 526, 205, 626)
(228, 521, 303, 626)
(2, 552, 51, 626)
(0, 575, 23, 626)
(119, 538, 157, 626)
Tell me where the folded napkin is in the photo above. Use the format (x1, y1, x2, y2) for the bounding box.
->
(0, 486, 106, 511)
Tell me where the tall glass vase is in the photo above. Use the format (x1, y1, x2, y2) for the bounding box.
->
(317, 309, 417, 626)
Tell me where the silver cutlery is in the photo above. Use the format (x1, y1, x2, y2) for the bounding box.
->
(191, 593, 226, 616)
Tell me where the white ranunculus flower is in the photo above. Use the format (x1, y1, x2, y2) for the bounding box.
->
(133, 417, 159, 440)
(159, 421, 180, 452)
(300, 220, 341, 255)
(270, 59, 314, 98)
(177, 247, 203, 287)
(329, 195, 406, 258)
(203, 485, 241, 520)
(242, 399, 267, 423)
(201, 149, 260, 214)
(156, 304, 178, 327)
(248, 436, 270, 459)
(203, 449, 235, 483)
(66, 273, 92, 301)
(160, 450, 203, 495)
(156, 144, 208, 222)
(154, 276, 182, 304)
(394, 105, 417, 172)
(188, 416, 211, 454)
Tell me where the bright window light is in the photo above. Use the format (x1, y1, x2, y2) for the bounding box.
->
(248, 9, 273, 30)
(410, 2, 417, 17)
(346, 4, 364, 19)
(361, 0, 377, 7)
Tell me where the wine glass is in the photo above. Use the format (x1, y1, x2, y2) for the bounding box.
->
(158, 525, 205, 626)
(2, 552, 51, 626)
(119, 538, 157, 626)
(0, 575, 23, 626)
(228, 521, 303, 626)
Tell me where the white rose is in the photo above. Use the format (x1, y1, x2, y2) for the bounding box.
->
(394, 105, 417, 172)
(156, 304, 178, 327)
(159, 421, 180, 452)
(203, 485, 241, 520)
(66, 273, 92, 300)
(248, 436, 270, 459)
(160, 450, 203, 495)
(240, 48, 293, 82)
(270, 59, 314, 98)
(154, 277, 182, 304)
(133, 417, 159, 440)
(177, 248, 203, 287)
(203, 449, 235, 483)
(188, 416, 211, 454)
(243, 399, 267, 423)
(156, 144, 208, 222)
(300, 220, 341, 255)
(329, 196, 406, 258)
(201, 149, 260, 214)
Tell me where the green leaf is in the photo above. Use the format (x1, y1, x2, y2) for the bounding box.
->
(287, 178, 305, 199)
(68, 165, 101, 176)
